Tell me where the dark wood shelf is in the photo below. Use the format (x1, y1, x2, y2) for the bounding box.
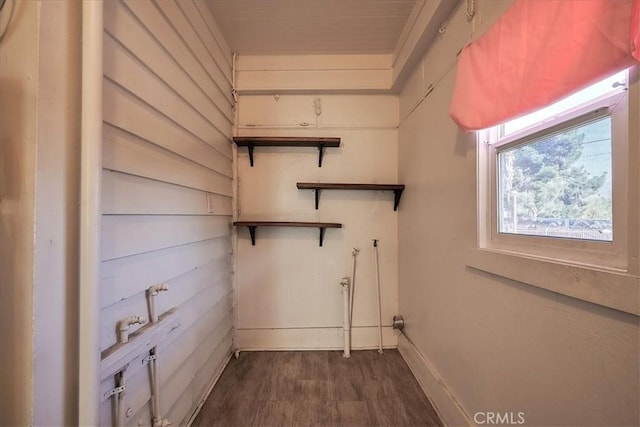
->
(296, 182, 406, 211)
(233, 221, 342, 247)
(233, 137, 340, 167)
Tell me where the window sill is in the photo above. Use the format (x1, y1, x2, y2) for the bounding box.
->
(466, 248, 639, 316)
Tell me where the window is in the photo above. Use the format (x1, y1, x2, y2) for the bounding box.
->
(498, 114, 613, 242)
(477, 69, 632, 269)
(494, 75, 624, 244)
(468, 67, 639, 316)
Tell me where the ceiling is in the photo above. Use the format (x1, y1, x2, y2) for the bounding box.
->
(206, 0, 418, 55)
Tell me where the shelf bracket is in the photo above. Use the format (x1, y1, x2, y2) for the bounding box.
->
(248, 226, 257, 245)
(314, 189, 321, 210)
(317, 144, 325, 167)
(248, 145, 255, 167)
(234, 222, 340, 247)
(393, 188, 404, 211)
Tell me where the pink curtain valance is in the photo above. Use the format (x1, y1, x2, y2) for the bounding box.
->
(449, 0, 640, 132)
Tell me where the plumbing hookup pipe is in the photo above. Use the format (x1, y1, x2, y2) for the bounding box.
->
(341, 248, 360, 358)
(117, 315, 146, 344)
(115, 368, 127, 427)
(349, 248, 359, 334)
(147, 283, 168, 324)
(148, 347, 171, 427)
(373, 240, 383, 353)
(340, 277, 351, 358)
(145, 285, 171, 426)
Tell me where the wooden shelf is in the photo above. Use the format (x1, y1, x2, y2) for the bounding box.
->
(233, 221, 342, 246)
(296, 183, 405, 211)
(233, 137, 340, 167)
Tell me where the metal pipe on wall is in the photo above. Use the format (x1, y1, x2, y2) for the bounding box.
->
(340, 277, 351, 358)
(349, 248, 359, 331)
(231, 51, 241, 359)
(373, 240, 383, 353)
(79, 0, 103, 424)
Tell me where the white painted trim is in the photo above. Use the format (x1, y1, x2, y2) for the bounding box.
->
(235, 54, 392, 94)
(238, 84, 392, 95)
(482, 89, 630, 271)
(392, 0, 425, 68)
(231, 140, 240, 354)
(79, 1, 103, 424)
(237, 72, 392, 94)
(184, 351, 233, 427)
(237, 124, 399, 131)
(237, 54, 391, 71)
(466, 248, 640, 316)
(391, 0, 461, 91)
(231, 60, 240, 355)
(230, 4, 462, 95)
(472, 67, 640, 317)
(397, 334, 472, 427)
(237, 326, 398, 351)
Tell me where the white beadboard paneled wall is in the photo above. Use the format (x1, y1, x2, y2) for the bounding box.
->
(100, 1, 233, 425)
(236, 94, 400, 350)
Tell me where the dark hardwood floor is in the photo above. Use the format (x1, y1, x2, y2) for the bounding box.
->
(193, 350, 442, 427)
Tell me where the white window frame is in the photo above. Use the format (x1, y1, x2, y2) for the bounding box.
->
(468, 66, 640, 316)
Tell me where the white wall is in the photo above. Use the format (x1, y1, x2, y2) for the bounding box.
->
(0, 1, 81, 424)
(235, 93, 400, 350)
(0, 2, 38, 423)
(100, 1, 234, 424)
(397, 1, 640, 426)
(236, 54, 392, 93)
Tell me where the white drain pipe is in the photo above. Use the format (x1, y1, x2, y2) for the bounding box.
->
(373, 240, 383, 353)
(115, 367, 127, 427)
(144, 286, 171, 427)
(148, 347, 171, 427)
(349, 248, 359, 335)
(340, 277, 351, 358)
(341, 248, 360, 358)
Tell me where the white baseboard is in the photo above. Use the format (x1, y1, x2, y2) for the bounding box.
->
(398, 333, 472, 427)
(185, 351, 234, 427)
(237, 326, 398, 351)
